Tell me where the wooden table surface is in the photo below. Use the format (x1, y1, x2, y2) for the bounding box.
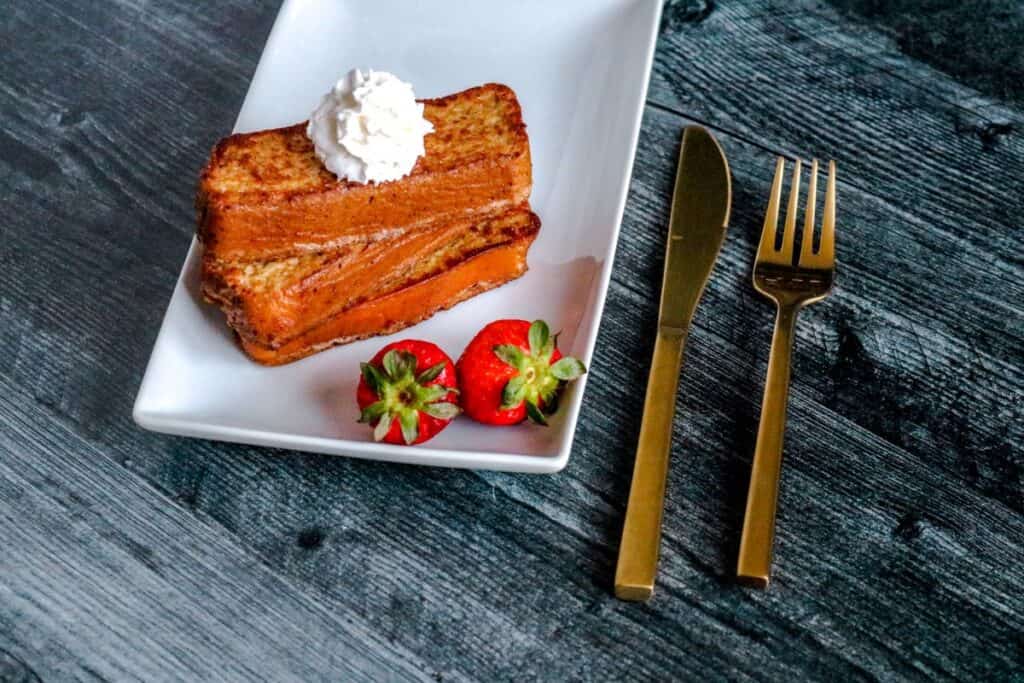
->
(3, 1, 1022, 680)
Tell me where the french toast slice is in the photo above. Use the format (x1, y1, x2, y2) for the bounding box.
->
(198, 84, 532, 262)
(202, 207, 540, 348)
(238, 231, 538, 365)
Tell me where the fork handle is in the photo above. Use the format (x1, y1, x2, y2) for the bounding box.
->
(615, 328, 686, 601)
(737, 303, 798, 588)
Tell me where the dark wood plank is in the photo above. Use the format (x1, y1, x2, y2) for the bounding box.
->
(1, 0, 1022, 680)
(650, 0, 1024, 514)
(825, 0, 1024, 110)
(0, 384, 435, 682)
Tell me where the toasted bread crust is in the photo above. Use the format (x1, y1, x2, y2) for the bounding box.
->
(198, 84, 531, 262)
(202, 207, 540, 347)
(238, 233, 537, 365)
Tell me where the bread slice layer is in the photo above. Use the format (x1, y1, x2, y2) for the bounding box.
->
(197, 84, 532, 262)
(202, 207, 539, 347)
(239, 232, 538, 365)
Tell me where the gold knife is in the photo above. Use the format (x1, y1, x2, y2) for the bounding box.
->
(615, 126, 731, 601)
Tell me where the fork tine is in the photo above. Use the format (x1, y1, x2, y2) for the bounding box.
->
(757, 157, 786, 260)
(780, 159, 801, 263)
(799, 159, 819, 265)
(819, 160, 836, 264)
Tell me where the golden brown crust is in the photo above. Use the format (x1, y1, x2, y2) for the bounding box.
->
(202, 207, 540, 347)
(238, 231, 537, 365)
(197, 84, 531, 262)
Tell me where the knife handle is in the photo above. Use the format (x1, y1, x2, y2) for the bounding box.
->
(615, 328, 686, 601)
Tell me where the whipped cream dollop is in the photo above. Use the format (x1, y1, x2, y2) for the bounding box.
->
(306, 69, 434, 184)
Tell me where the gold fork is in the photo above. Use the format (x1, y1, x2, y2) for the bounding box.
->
(736, 157, 836, 588)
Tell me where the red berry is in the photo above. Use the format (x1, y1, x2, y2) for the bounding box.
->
(456, 320, 586, 426)
(356, 340, 459, 445)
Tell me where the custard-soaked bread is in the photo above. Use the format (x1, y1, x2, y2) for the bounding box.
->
(239, 232, 538, 366)
(202, 207, 540, 348)
(197, 84, 532, 262)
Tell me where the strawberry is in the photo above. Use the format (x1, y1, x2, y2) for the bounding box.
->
(456, 319, 586, 425)
(356, 340, 460, 445)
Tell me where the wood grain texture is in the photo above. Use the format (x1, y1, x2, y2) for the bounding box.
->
(649, 0, 1024, 513)
(1, 0, 1022, 680)
(826, 0, 1024, 109)
(0, 383, 435, 683)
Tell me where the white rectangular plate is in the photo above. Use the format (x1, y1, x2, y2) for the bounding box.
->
(134, 0, 662, 473)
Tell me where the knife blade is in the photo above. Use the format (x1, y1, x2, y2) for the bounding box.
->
(615, 126, 731, 601)
(659, 127, 732, 331)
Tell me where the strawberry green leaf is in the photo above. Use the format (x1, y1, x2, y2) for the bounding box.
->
(538, 382, 560, 406)
(382, 349, 402, 379)
(416, 361, 447, 384)
(501, 375, 527, 409)
(540, 330, 562, 363)
(397, 351, 418, 378)
(398, 410, 419, 445)
(528, 320, 549, 357)
(418, 384, 450, 403)
(360, 362, 385, 394)
(358, 400, 388, 424)
(422, 402, 460, 420)
(525, 400, 548, 426)
(551, 357, 587, 381)
(540, 338, 555, 363)
(494, 344, 526, 369)
(373, 413, 393, 442)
